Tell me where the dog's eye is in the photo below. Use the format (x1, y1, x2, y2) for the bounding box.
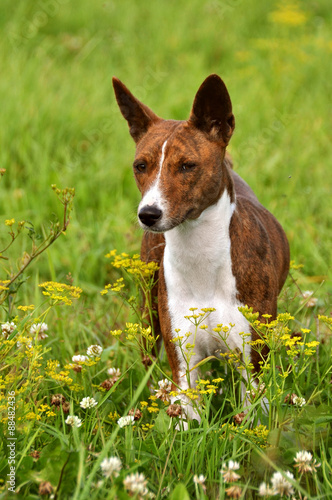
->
(181, 162, 196, 171)
(134, 163, 146, 173)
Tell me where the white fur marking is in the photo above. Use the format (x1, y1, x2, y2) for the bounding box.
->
(138, 141, 168, 225)
(164, 191, 251, 420)
(159, 140, 167, 176)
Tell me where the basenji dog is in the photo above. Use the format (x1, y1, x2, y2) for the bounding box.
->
(112, 74, 290, 420)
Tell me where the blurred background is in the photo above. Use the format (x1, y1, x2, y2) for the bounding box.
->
(0, 0, 331, 296)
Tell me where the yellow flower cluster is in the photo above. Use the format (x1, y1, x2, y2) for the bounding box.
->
(240, 306, 297, 350)
(212, 324, 233, 335)
(169, 378, 224, 401)
(17, 304, 35, 312)
(289, 260, 304, 271)
(38, 404, 56, 418)
(243, 425, 269, 448)
(0, 280, 10, 291)
(318, 315, 332, 330)
(101, 277, 125, 295)
(269, 2, 308, 27)
(221, 423, 269, 448)
(39, 281, 82, 306)
(105, 250, 159, 278)
(25, 411, 41, 421)
(5, 219, 15, 227)
(147, 402, 159, 413)
(141, 423, 154, 432)
(111, 323, 155, 348)
(170, 388, 199, 401)
(108, 411, 120, 421)
(68, 383, 85, 392)
(184, 307, 216, 326)
(45, 359, 73, 385)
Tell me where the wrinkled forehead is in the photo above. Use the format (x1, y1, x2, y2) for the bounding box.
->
(135, 120, 206, 160)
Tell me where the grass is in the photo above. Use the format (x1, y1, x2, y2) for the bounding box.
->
(0, 0, 331, 498)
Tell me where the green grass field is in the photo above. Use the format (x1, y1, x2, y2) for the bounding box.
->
(0, 1, 331, 498)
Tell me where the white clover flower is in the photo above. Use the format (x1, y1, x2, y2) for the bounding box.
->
(1, 322, 16, 338)
(72, 354, 89, 363)
(294, 450, 320, 473)
(107, 367, 121, 378)
(80, 397, 98, 409)
(155, 378, 172, 402)
(220, 460, 241, 483)
(270, 471, 294, 496)
(65, 415, 82, 428)
(123, 472, 148, 497)
(30, 322, 48, 339)
(87, 344, 103, 357)
(258, 482, 274, 497)
(193, 474, 206, 485)
(193, 474, 206, 492)
(117, 415, 135, 428)
(295, 450, 312, 463)
(293, 395, 306, 407)
(100, 456, 122, 478)
(301, 290, 318, 308)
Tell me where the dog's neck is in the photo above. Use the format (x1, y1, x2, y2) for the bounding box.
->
(164, 186, 236, 301)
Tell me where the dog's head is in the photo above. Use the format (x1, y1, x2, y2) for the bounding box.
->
(113, 74, 235, 232)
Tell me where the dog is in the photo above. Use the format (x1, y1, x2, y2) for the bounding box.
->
(112, 74, 290, 419)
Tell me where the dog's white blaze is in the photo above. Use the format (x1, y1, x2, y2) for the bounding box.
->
(138, 140, 168, 219)
(163, 190, 252, 420)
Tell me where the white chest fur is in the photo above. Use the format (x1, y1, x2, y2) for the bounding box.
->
(163, 190, 251, 392)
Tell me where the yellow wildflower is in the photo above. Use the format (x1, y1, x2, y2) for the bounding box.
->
(17, 305, 35, 312)
(107, 411, 120, 421)
(147, 406, 159, 413)
(269, 3, 308, 27)
(25, 412, 41, 421)
(39, 281, 82, 305)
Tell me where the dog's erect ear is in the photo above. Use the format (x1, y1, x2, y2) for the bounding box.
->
(189, 74, 235, 144)
(112, 77, 160, 143)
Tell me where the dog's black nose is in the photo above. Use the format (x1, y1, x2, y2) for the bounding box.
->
(138, 205, 162, 227)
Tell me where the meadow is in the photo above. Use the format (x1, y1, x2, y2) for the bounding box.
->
(0, 0, 331, 498)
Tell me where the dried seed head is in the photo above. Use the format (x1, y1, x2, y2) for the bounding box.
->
(39, 481, 53, 495)
(233, 412, 246, 425)
(62, 401, 70, 413)
(166, 404, 183, 418)
(30, 450, 40, 460)
(50, 394, 66, 406)
(284, 393, 298, 404)
(128, 408, 143, 420)
(225, 485, 243, 498)
(100, 379, 115, 391)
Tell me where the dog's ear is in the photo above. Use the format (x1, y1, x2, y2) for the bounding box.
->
(112, 77, 160, 143)
(189, 74, 235, 145)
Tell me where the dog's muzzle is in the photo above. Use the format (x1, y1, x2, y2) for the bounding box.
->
(138, 205, 163, 228)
